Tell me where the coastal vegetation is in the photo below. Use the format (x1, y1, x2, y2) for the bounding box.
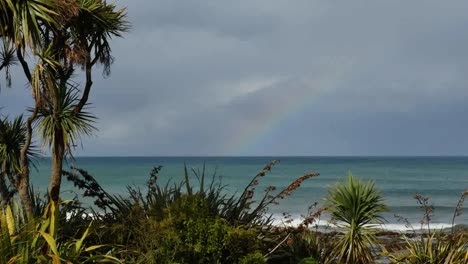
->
(0, 160, 466, 263)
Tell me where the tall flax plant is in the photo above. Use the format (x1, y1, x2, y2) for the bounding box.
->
(168, 160, 319, 226)
(65, 160, 320, 227)
(220, 160, 319, 225)
(325, 173, 388, 264)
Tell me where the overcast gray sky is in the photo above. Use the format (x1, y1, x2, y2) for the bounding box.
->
(1, 0, 468, 156)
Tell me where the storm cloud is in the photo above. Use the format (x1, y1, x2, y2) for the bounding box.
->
(2, 0, 468, 156)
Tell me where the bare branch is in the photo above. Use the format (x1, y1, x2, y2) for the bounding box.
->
(16, 48, 32, 83)
(74, 57, 93, 113)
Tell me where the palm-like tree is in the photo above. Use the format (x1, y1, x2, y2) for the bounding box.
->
(325, 173, 388, 263)
(0, 0, 58, 218)
(37, 84, 96, 201)
(1, 0, 128, 206)
(39, 0, 128, 202)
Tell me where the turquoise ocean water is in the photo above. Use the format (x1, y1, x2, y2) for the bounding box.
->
(30, 156, 468, 230)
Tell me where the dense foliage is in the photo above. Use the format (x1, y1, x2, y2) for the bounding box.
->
(0, 162, 466, 263)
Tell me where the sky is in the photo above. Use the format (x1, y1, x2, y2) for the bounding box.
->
(1, 0, 468, 156)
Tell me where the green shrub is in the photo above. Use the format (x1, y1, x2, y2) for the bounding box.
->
(100, 194, 265, 263)
(298, 257, 320, 264)
(239, 252, 266, 264)
(224, 226, 262, 261)
(150, 206, 264, 263)
(183, 217, 226, 262)
(274, 231, 335, 264)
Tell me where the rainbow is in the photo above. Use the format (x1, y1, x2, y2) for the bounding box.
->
(224, 71, 345, 154)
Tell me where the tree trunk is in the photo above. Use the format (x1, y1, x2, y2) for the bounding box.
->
(18, 176, 33, 217)
(19, 108, 38, 220)
(49, 128, 65, 203)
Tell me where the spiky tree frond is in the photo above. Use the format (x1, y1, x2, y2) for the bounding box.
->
(37, 86, 96, 156)
(29, 43, 64, 107)
(0, 0, 57, 48)
(0, 116, 39, 176)
(0, 1, 14, 39)
(0, 40, 17, 88)
(70, 0, 129, 75)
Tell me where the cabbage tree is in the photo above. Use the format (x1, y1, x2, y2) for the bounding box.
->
(325, 173, 388, 263)
(0, 0, 128, 214)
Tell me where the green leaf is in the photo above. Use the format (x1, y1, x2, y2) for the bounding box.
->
(84, 244, 106, 252)
(39, 231, 59, 256)
(75, 222, 92, 253)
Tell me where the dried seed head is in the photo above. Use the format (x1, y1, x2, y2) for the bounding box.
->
(246, 189, 254, 199)
(302, 207, 326, 226)
(281, 172, 320, 197)
(455, 190, 468, 217)
(263, 160, 280, 171)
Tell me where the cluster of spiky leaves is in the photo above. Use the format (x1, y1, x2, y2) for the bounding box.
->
(0, 116, 27, 175)
(325, 172, 389, 264)
(0, 0, 57, 48)
(0, 40, 16, 88)
(37, 87, 96, 156)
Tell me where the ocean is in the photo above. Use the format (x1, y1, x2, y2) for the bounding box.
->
(30, 156, 468, 231)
